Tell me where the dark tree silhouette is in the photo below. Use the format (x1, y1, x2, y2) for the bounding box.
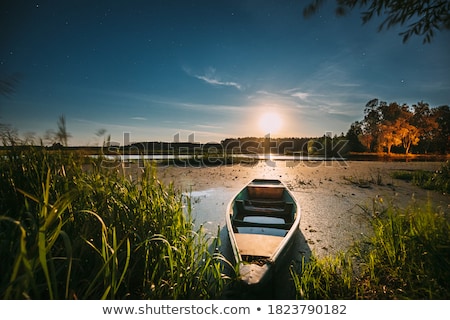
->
(303, 0, 450, 43)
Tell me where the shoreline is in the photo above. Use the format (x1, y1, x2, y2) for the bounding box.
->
(147, 160, 450, 256)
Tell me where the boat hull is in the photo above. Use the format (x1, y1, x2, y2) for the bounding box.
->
(226, 179, 301, 286)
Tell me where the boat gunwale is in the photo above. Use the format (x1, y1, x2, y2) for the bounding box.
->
(226, 178, 301, 267)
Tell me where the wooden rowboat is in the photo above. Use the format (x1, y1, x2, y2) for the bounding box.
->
(225, 179, 301, 286)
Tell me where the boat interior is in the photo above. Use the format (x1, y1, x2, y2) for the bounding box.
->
(231, 182, 296, 236)
(229, 179, 299, 265)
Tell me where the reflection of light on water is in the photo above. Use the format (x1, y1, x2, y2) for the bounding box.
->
(182, 188, 232, 231)
(183, 189, 216, 198)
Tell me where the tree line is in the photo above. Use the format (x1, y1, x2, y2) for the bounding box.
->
(2, 100, 449, 157)
(346, 99, 450, 155)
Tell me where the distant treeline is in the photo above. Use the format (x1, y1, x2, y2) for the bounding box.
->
(116, 136, 348, 158)
(113, 138, 315, 155)
(1, 99, 448, 157)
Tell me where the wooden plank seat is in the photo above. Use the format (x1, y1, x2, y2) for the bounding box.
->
(232, 218, 293, 230)
(235, 200, 294, 222)
(245, 199, 286, 207)
(247, 185, 284, 200)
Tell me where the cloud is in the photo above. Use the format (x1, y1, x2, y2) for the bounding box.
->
(282, 89, 313, 102)
(195, 74, 242, 90)
(167, 100, 243, 113)
(195, 124, 222, 129)
(184, 66, 243, 90)
(290, 92, 310, 100)
(131, 117, 147, 121)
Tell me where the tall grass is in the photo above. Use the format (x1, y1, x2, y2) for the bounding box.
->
(292, 201, 450, 299)
(391, 161, 450, 193)
(358, 204, 450, 298)
(291, 253, 355, 299)
(0, 146, 228, 299)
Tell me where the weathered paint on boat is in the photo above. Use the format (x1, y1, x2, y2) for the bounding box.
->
(226, 179, 301, 286)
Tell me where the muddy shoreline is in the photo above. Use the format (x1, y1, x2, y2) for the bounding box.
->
(151, 160, 449, 255)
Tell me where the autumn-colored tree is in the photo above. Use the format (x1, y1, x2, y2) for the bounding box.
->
(399, 122, 420, 154)
(379, 120, 402, 154)
(356, 99, 442, 154)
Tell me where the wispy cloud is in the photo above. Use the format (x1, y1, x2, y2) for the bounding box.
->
(184, 66, 243, 90)
(290, 92, 311, 100)
(195, 124, 222, 129)
(131, 117, 147, 121)
(161, 99, 243, 113)
(195, 74, 243, 90)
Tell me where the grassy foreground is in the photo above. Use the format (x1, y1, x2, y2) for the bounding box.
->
(0, 147, 228, 299)
(293, 162, 450, 299)
(1, 147, 449, 299)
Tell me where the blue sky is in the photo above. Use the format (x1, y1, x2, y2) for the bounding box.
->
(1, 0, 449, 146)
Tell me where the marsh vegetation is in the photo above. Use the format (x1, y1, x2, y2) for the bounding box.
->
(1, 146, 448, 299)
(0, 147, 228, 299)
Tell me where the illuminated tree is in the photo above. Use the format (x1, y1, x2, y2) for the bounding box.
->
(399, 122, 420, 154)
(379, 120, 402, 154)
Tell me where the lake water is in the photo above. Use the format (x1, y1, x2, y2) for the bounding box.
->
(97, 153, 341, 161)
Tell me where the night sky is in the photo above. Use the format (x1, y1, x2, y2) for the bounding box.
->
(1, 0, 449, 146)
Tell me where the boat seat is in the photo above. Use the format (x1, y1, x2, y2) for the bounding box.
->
(247, 185, 284, 200)
(245, 199, 286, 208)
(232, 218, 293, 230)
(235, 200, 294, 222)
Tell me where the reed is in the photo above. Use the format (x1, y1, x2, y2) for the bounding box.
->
(0, 146, 228, 299)
(291, 253, 355, 299)
(391, 161, 450, 193)
(357, 203, 450, 298)
(292, 200, 450, 299)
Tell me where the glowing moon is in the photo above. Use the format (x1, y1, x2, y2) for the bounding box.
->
(259, 112, 282, 134)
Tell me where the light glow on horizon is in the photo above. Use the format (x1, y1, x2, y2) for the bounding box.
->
(259, 112, 282, 135)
